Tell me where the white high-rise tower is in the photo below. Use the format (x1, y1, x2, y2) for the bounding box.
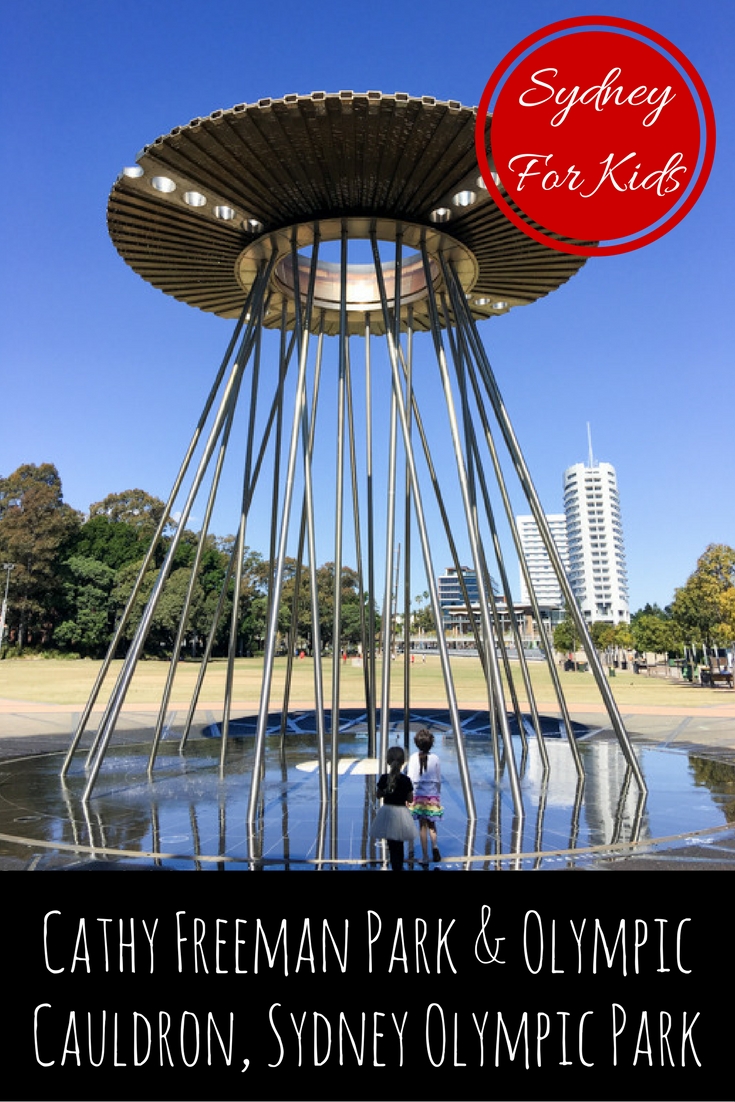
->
(563, 460, 629, 624)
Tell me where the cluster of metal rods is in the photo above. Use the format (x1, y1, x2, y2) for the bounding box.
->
(51, 730, 644, 868)
(62, 222, 646, 824)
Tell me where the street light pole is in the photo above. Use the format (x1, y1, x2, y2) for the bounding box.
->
(0, 563, 15, 651)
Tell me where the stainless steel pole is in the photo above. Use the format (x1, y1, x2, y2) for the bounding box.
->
(301, 322, 329, 807)
(370, 227, 476, 821)
(344, 346, 372, 748)
(449, 263, 645, 792)
(421, 243, 522, 815)
(364, 315, 377, 756)
(82, 265, 275, 801)
(178, 322, 295, 750)
(379, 389, 398, 770)
(448, 277, 582, 772)
(246, 230, 322, 827)
(441, 292, 547, 768)
(279, 319, 324, 750)
(330, 225, 349, 807)
(148, 353, 243, 773)
(61, 285, 261, 777)
(220, 301, 265, 772)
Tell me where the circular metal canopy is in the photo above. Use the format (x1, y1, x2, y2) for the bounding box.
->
(108, 91, 587, 333)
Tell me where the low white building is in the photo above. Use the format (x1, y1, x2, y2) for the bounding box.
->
(516, 513, 569, 607)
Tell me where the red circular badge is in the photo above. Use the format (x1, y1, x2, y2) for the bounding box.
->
(475, 17, 715, 256)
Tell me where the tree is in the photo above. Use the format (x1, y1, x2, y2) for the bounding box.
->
(411, 605, 436, 633)
(51, 490, 172, 656)
(55, 555, 117, 655)
(0, 463, 81, 649)
(614, 623, 635, 651)
(70, 513, 158, 571)
(553, 615, 580, 655)
(631, 613, 681, 656)
(147, 566, 207, 653)
(228, 547, 268, 655)
(312, 563, 375, 650)
(590, 621, 617, 651)
(110, 562, 206, 656)
(238, 592, 269, 655)
(275, 560, 376, 653)
(631, 602, 672, 623)
(671, 544, 735, 648)
(107, 537, 267, 658)
(89, 489, 167, 536)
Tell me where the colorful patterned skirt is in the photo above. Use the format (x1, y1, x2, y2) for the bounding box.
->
(409, 795, 444, 822)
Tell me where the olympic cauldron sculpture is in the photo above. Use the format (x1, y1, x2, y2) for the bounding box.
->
(63, 92, 646, 835)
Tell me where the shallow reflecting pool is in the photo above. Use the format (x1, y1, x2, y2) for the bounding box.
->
(1, 712, 734, 869)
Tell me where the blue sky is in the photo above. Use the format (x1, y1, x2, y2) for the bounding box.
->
(0, 0, 732, 612)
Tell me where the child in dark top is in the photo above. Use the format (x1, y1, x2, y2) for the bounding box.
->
(369, 745, 417, 871)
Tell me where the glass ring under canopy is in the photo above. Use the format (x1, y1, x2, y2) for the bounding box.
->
(235, 217, 478, 335)
(275, 252, 438, 314)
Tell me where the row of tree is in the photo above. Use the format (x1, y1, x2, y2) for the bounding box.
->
(0, 463, 374, 658)
(1, 462, 733, 661)
(553, 543, 735, 659)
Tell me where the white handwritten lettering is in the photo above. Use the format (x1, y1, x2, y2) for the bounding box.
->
(505, 152, 687, 199)
(518, 67, 676, 127)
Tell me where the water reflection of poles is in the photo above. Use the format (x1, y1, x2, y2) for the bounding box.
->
(0, 562, 14, 648)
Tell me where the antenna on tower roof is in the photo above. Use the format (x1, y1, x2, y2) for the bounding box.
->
(587, 422, 595, 468)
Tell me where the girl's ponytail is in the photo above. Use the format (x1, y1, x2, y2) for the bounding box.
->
(414, 729, 434, 775)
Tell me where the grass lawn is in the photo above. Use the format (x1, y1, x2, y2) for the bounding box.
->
(0, 653, 731, 712)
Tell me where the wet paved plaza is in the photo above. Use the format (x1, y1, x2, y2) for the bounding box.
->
(1, 702, 735, 870)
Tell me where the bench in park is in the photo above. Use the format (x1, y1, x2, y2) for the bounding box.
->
(702, 659, 734, 689)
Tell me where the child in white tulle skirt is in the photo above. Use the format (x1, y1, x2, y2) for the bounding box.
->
(370, 746, 418, 871)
